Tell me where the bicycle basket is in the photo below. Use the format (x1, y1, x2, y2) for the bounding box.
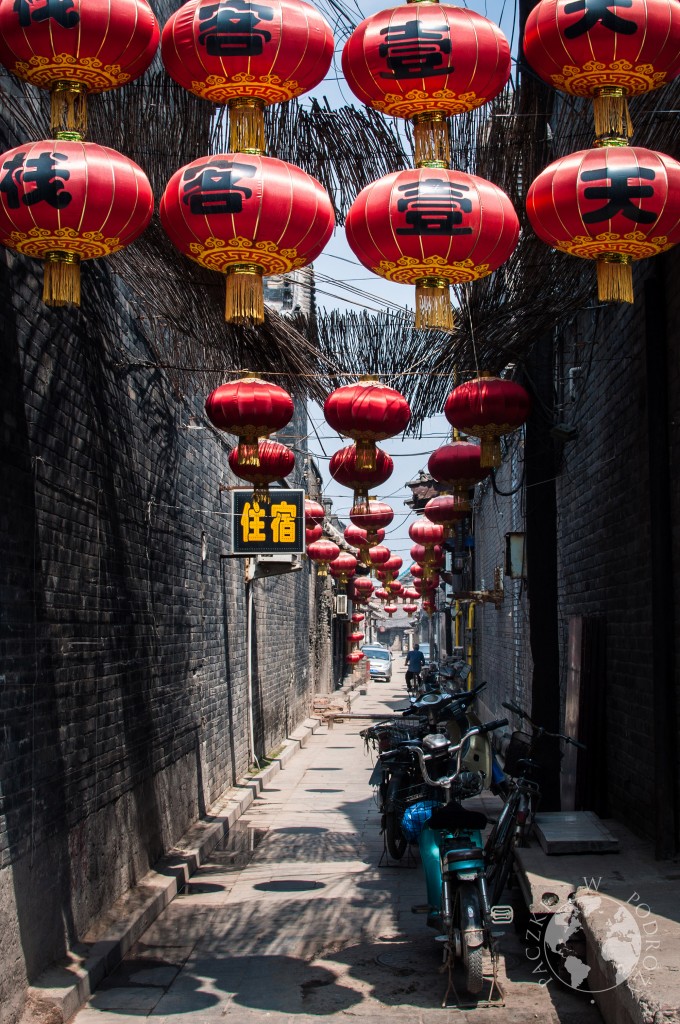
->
(502, 731, 532, 777)
(362, 719, 422, 753)
(400, 800, 441, 842)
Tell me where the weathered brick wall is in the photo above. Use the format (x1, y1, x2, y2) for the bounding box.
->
(0, 255, 314, 1022)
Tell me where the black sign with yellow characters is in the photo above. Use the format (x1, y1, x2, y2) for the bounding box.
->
(232, 489, 305, 554)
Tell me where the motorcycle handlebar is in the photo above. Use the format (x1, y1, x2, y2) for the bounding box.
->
(411, 719, 508, 788)
(502, 700, 587, 750)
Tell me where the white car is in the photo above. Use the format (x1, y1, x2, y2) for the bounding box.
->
(361, 646, 393, 681)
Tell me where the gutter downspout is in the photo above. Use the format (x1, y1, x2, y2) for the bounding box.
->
(245, 574, 259, 770)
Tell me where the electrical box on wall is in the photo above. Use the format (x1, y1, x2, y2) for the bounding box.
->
(335, 593, 348, 616)
(505, 532, 526, 580)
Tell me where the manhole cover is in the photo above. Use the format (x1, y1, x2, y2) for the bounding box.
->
(254, 879, 325, 892)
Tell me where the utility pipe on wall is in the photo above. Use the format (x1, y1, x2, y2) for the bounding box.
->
(245, 575, 258, 769)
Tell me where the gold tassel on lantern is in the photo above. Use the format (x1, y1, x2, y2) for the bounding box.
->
(355, 438, 377, 471)
(50, 81, 88, 138)
(252, 483, 271, 505)
(593, 87, 633, 141)
(228, 98, 266, 154)
(225, 264, 264, 323)
(479, 437, 502, 469)
(415, 277, 454, 330)
(413, 111, 450, 168)
(596, 254, 634, 304)
(43, 251, 81, 306)
(237, 436, 261, 468)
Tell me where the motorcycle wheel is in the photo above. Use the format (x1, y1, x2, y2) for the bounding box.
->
(464, 944, 483, 994)
(456, 883, 485, 995)
(384, 809, 407, 860)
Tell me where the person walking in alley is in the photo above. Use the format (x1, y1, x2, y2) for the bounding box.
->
(405, 643, 425, 692)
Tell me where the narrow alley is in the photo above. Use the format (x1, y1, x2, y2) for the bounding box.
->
(68, 665, 602, 1024)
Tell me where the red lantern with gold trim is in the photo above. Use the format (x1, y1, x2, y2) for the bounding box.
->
(0, 139, 153, 306)
(414, 578, 438, 595)
(526, 145, 680, 303)
(424, 494, 468, 536)
(205, 376, 294, 466)
(228, 438, 294, 503)
(305, 499, 326, 524)
(349, 499, 394, 543)
(403, 603, 418, 615)
(306, 523, 323, 545)
(374, 588, 390, 603)
(428, 440, 489, 508)
(351, 576, 374, 604)
(411, 544, 443, 568)
(307, 538, 340, 577)
(324, 377, 410, 471)
(382, 555, 403, 579)
(329, 444, 394, 510)
(384, 604, 398, 618)
(403, 587, 420, 600)
(345, 167, 519, 330)
(524, 0, 680, 139)
(160, 153, 334, 323)
(342, 5, 510, 166)
(368, 545, 391, 570)
(329, 552, 358, 586)
(161, 0, 333, 152)
(0, 0, 159, 136)
(445, 375, 532, 468)
(408, 520, 445, 548)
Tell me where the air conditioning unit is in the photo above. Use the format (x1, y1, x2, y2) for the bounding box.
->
(335, 593, 348, 616)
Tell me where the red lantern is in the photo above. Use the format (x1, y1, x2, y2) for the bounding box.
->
(205, 376, 294, 466)
(422, 597, 437, 616)
(428, 440, 489, 509)
(345, 523, 384, 548)
(349, 500, 394, 543)
(388, 581, 403, 597)
(382, 555, 403, 580)
(368, 545, 391, 570)
(424, 494, 468, 535)
(524, 0, 680, 138)
(404, 603, 419, 615)
(305, 499, 326, 524)
(160, 153, 334, 323)
(324, 377, 410, 470)
(374, 588, 390, 603)
(411, 544, 443, 568)
(526, 146, 680, 304)
(329, 445, 394, 510)
(349, 631, 365, 644)
(329, 552, 358, 585)
(228, 438, 294, 503)
(351, 577, 374, 604)
(347, 651, 364, 665)
(342, 5, 510, 166)
(161, 0, 333, 152)
(445, 375, 532, 468)
(345, 168, 519, 330)
(409, 520, 445, 548)
(307, 538, 340, 577)
(403, 588, 420, 601)
(414, 578, 439, 595)
(351, 612, 365, 624)
(0, 140, 152, 306)
(410, 565, 425, 579)
(306, 524, 323, 545)
(0, 0, 159, 136)
(384, 604, 398, 617)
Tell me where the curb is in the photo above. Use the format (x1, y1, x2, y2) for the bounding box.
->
(25, 716, 324, 1024)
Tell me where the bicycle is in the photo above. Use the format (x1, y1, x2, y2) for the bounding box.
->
(483, 699, 586, 908)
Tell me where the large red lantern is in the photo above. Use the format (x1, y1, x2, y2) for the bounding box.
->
(445, 375, 532, 468)
(345, 168, 519, 330)
(305, 499, 326, 524)
(329, 445, 394, 510)
(0, 140, 152, 306)
(424, 493, 468, 536)
(161, 0, 333, 152)
(524, 0, 680, 138)
(349, 500, 394, 543)
(307, 538, 340, 577)
(324, 377, 410, 470)
(408, 520, 445, 548)
(526, 146, 680, 303)
(160, 153, 334, 323)
(306, 524, 323, 545)
(342, 5, 511, 166)
(428, 440, 489, 509)
(368, 545, 391, 570)
(411, 544, 443, 568)
(205, 376, 294, 466)
(0, 0, 159, 136)
(228, 438, 294, 503)
(329, 553, 358, 586)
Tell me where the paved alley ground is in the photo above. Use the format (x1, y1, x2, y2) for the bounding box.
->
(70, 666, 603, 1024)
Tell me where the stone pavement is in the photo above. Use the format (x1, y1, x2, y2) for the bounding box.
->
(68, 666, 602, 1024)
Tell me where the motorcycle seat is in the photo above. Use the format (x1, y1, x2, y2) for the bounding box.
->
(427, 802, 488, 832)
(443, 847, 484, 866)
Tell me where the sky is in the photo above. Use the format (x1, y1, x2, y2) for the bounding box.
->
(300, 0, 520, 560)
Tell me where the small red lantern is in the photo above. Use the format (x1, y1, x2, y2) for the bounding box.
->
(307, 538, 340, 577)
(445, 375, 532, 468)
(382, 555, 403, 582)
(428, 440, 489, 509)
(345, 523, 384, 548)
(306, 524, 323, 545)
(345, 168, 519, 330)
(349, 631, 365, 644)
(347, 651, 364, 665)
(0, 140, 153, 306)
(411, 544, 444, 569)
(205, 376, 294, 466)
(162, 0, 333, 152)
(403, 603, 419, 615)
(160, 153, 334, 323)
(329, 553, 358, 585)
(351, 577, 374, 604)
(228, 438, 294, 503)
(388, 581, 403, 597)
(305, 499, 326, 524)
(424, 494, 468, 535)
(324, 377, 410, 470)
(409, 520, 445, 548)
(0, 0, 159, 136)
(374, 588, 390, 603)
(526, 145, 680, 303)
(384, 604, 398, 617)
(524, 0, 680, 138)
(329, 445, 394, 510)
(342, 5, 510, 166)
(410, 565, 425, 579)
(368, 545, 391, 570)
(349, 500, 394, 543)
(422, 597, 437, 616)
(414, 578, 438, 596)
(351, 612, 364, 624)
(403, 588, 420, 601)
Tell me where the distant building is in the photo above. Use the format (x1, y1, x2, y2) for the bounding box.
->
(263, 266, 313, 316)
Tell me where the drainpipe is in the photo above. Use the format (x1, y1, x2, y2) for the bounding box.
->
(466, 601, 476, 690)
(245, 576, 259, 769)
